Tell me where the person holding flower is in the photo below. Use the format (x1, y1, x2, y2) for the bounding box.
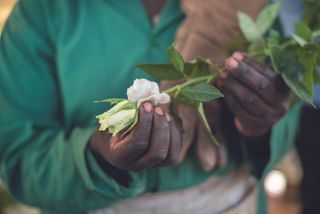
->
(0, 0, 302, 213)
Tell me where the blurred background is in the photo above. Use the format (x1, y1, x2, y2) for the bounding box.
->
(0, 1, 319, 214)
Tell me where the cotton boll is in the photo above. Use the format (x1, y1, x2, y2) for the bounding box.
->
(97, 78, 170, 134)
(127, 79, 160, 102)
(127, 78, 170, 106)
(138, 93, 171, 106)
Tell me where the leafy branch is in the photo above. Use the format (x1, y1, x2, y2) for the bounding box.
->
(236, 1, 320, 106)
(138, 46, 223, 145)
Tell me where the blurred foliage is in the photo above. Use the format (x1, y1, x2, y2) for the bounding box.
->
(302, 0, 320, 30)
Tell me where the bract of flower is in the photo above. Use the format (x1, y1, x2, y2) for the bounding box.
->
(96, 100, 137, 132)
(97, 109, 136, 134)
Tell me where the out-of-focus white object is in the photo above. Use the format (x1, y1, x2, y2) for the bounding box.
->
(127, 78, 170, 106)
(264, 170, 287, 198)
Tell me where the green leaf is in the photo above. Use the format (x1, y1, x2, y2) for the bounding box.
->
(301, 0, 320, 30)
(137, 64, 184, 80)
(248, 39, 267, 61)
(197, 103, 220, 145)
(179, 83, 223, 104)
(296, 46, 317, 95)
(278, 51, 313, 105)
(167, 46, 185, 74)
(256, 2, 280, 35)
(314, 71, 320, 84)
(123, 109, 139, 135)
(295, 22, 313, 41)
(238, 12, 261, 42)
(292, 34, 308, 47)
(185, 58, 211, 78)
(267, 31, 282, 73)
(94, 98, 127, 104)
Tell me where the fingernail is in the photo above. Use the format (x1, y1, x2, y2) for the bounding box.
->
(155, 107, 164, 115)
(165, 113, 171, 122)
(143, 102, 152, 112)
(232, 52, 244, 61)
(226, 58, 238, 69)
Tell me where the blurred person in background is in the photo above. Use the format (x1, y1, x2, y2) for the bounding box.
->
(0, 0, 302, 213)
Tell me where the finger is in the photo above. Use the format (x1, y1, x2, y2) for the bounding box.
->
(157, 117, 182, 166)
(241, 54, 290, 95)
(178, 105, 197, 161)
(226, 57, 281, 106)
(234, 117, 269, 138)
(218, 75, 280, 124)
(108, 103, 154, 167)
(240, 54, 277, 80)
(131, 106, 171, 170)
(196, 123, 219, 171)
(218, 146, 228, 168)
(226, 92, 271, 136)
(221, 88, 270, 135)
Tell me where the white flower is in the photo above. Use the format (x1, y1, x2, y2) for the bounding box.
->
(96, 78, 171, 135)
(127, 78, 170, 106)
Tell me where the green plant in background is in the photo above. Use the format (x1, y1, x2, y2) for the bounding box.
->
(237, 2, 320, 106)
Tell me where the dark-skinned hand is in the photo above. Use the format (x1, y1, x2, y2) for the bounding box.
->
(215, 52, 291, 138)
(89, 102, 181, 171)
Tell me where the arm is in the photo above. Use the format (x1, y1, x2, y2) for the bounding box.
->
(0, 1, 180, 212)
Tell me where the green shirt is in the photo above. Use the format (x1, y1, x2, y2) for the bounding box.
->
(0, 0, 302, 213)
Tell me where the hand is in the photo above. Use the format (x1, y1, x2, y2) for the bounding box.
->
(174, 0, 265, 63)
(160, 81, 227, 171)
(215, 52, 291, 138)
(89, 102, 181, 171)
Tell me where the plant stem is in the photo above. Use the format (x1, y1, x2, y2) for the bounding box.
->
(281, 39, 297, 49)
(163, 75, 213, 94)
(197, 103, 220, 146)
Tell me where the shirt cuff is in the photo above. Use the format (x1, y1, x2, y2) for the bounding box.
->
(71, 126, 147, 200)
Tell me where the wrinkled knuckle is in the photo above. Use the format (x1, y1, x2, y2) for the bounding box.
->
(237, 64, 249, 77)
(263, 66, 274, 75)
(156, 121, 170, 132)
(258, 78, 272, 91)
(132, 140, 149, 150)
(244, 94, 258, 105)
(150, 151, 167, 163)
(141, 117, 153, 129)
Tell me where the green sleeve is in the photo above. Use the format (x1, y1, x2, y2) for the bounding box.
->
(240, 103, 302, 178)
(263, 103, 302, 175)
(0, 1, 147, 213)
